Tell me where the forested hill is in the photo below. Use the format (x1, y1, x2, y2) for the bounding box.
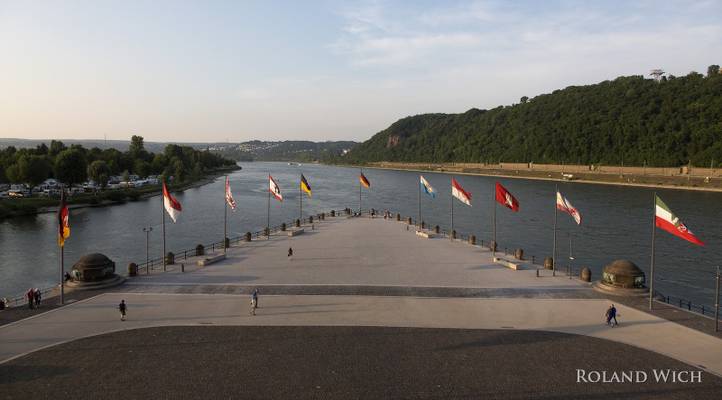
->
(344, 66, 722, 167)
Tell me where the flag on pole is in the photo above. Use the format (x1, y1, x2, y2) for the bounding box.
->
(225, 176, 236, 211)
(420, 175, 436, 198)
(57, 188, 70, 247)
(495, 182, 519, 211)
(451, 178, 471, 206)
(359, 172, 371, 188)
(269, 175, 283, 201)
(300, 174, 312, 197)
(655, 195, 703, 245)
(162, 181, 182, 222)
(556, 191, 581, 225)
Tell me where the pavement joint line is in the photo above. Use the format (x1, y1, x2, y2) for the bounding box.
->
(123, 282, 588, 289)
(0, 293, 107, 331)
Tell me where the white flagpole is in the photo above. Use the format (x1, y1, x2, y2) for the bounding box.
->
(553, 185, 558, 277)
(649, 192, 657, 310)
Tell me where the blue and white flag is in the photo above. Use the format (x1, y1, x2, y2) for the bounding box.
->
(420, 175, 436, 198)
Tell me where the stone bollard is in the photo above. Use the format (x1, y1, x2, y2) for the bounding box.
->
(224, 237, 230, 249)
(544, 257, 554, 270)
(295, 219, 301, 228)
(166, 252, 175, 265)
(515, 248, 524, 260)
(196, 244, 204, 256)
(451, 230, 457, 239)
(434, 225, 440, 234)
(396, 213, 401, 221)
(309, 215, 314, 223)
(469, 235, 476, 245)
(244, 232, 252, 242)
(331, 210, 336, 217)
(128, 263, 138, 277)
(580, 267, 592, 282)
(281, 222, 287, 231)
(407, 217, 413, 225)
(489, 241, 498, 252)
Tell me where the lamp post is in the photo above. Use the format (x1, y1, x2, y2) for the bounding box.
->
(715, 266, 720, 333)
(568, 234, 574, 279)
(143, 226, 153, 274)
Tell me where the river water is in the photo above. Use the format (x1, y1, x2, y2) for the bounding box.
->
(1, 162, 720, 307)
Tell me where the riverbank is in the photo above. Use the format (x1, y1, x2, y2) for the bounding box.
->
(0, 165, 240, 219)
(352, 162, 722, 193)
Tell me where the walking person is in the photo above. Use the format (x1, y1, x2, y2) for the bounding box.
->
(119, 299, 127, 321)
(604, 306, 612, 326)
(26, 288, 34, 310)
(288, 247, 293, 258)
(250, 289, 258, 316)
(610, 304, 619, 327)
(33, 288, 41, 308)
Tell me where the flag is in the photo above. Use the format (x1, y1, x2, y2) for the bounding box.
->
(163, 180, 182, 222)
(451, 178, 471, 206)
(420, 175, 436, 198)
(359, 172, 370, 188)
(556, 191, 581, 225)
(225, 176, 236, 211)
(269, 175, 283, 201)
(300, 174, 312, 197)
(655, 195, 703, 245)
(495, 182, 519, 211)
(57, 188, 70, 247)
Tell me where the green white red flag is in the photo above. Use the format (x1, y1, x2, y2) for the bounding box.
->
(655, 195, 703, 246)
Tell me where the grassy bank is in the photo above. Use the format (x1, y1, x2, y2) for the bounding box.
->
(336, 162, 722, 193)
(0, 166, 240, 219)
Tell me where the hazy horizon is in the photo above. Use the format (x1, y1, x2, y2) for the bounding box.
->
(2, 0, 721, 143)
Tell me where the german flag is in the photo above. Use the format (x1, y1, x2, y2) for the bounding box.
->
(359, 172, 371, 188)
(57, 188, 70, 247)
(300, 174, 312, 197)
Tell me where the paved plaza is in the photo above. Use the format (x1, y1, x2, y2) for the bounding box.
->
(1, 216, 721, 398)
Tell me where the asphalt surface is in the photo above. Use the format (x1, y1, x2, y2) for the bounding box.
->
(1, 326, 720, 400)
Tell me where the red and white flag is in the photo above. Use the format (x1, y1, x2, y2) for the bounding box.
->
(225, 176, 236, 211)
(655, 195, 703, 245)
(269, 175, 283, 201)
(162, 181, 182, 222)
(556, 191, 581, 225)
(451, 178, 472, 206)
(495, 182, 519, 212)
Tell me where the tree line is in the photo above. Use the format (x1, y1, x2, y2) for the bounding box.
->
(0, 135, 237, 187)
(342, 65, 722, 167)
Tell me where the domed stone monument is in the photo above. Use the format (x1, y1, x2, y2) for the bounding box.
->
(593, 259, 647, 296)
(66, 253, 125, 290)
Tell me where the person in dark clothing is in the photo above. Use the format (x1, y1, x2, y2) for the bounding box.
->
(288, 247, 293, 257)
(610, 304, 618, 326)
(250, 290, 258, 316)
(33, 289, 41, 308)
(119, 300, 127, 321)
(27, 289, 34, 310)
(64, 272, 72, 282)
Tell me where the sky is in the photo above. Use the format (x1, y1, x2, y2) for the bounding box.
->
(1, 0, 721, 143)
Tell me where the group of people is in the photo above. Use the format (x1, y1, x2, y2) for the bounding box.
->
(26, 288, 42, 309)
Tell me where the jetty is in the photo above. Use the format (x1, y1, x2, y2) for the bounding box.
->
(2, 214, 721, 398)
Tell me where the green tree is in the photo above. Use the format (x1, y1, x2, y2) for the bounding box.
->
(5, 164, 21, 183)
(19, 155, 52, 186)
(707, 65, 720, 78)
(173, 158, 185, 182)
(87, 160, 111, 188)
(49, 140, 66, 156)
(133, 159, 150, 178)
(54, 149, 87, 185)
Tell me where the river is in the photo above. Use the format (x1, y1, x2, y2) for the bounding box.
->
(1, 162, 719, 308)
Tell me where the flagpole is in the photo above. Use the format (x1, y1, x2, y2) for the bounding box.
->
(450, 179, 454, 239)
(492, 188, 496, 256)
(553, 184, 558, 277)
(267, 174, 271, 239)
(299, 174, 303, 223)
(162, 182, 166, 272)
(59, 184, 65, 305)
(418, 176, 421, 230)
(359, 168, 362, 214)
(649, 191, 657, 310)
(224, 176, 228, 254)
